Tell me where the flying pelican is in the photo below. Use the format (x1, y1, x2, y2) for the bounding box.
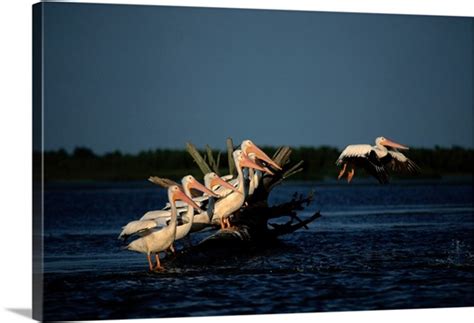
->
(336, 136, 420, 184)
(211, 150, 271, 229)
(124, 185, 199, 270)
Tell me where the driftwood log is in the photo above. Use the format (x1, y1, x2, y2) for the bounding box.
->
(149, 138, 321, 260)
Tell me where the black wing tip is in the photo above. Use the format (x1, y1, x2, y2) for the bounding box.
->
(408, 160, 421, 174)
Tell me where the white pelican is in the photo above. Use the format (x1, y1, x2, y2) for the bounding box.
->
(119, 175, 215, 239)
(190, 172, 239, 232)
(138, 173, 236, 226)
(125, 185, 199, 270)
(336, 136, 420, 184)
(212, 140, 277, 197)
(174, 175, 219, 241)
(241, 139, 282, 170)
(205, 172, 239, 198)
(246, 152, 271, 196)
(211, 150, 271, 229)
(211, 174, 239, 198)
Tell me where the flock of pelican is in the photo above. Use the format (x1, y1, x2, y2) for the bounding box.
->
(119, 136, 419, 270)
(119, 140, 280, 271)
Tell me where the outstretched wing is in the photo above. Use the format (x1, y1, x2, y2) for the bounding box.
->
(386, 150, 420, 174)
(336, 144, 373, 165)
(337, 145, 390, 184)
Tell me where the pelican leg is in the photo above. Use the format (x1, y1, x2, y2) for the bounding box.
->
(338, 163, 347, 180)
(169, 244, 176, 254)
(147, 254, 154, 271)
(220, 218, 226, 230)
(347, 168, 355, 183)
(154, 254, 162, 271)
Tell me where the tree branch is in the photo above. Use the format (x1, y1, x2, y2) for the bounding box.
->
(226, 137, 236, 176)
(186, 142, 212, 175)
(148, 176, 180, 188)
(267, 211, 321, 238)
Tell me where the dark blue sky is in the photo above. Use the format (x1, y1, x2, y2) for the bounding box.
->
(42, 3, 473, 153)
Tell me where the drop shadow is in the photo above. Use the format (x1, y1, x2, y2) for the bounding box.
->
(5, 308, 31, 318)
(6, 307, 77, 322)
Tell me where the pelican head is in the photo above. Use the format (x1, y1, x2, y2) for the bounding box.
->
(375, 136, 409, 150)
(181, 175, 218, 198)
(168, 185, 201, 210)
(204, 172, 239, 195)
(241, 139, 282, 170)
(234, 149, 274, 175)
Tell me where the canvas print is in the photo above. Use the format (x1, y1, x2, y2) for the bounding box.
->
(33, 1, 474, 321)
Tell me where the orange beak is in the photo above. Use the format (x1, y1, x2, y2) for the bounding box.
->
(173, 189, 202, 211)
(210, 176, 239, 194)
(381, 138, 409, 150)
(188, 179, 219, 198)
(262, 166, 273, 174)
(246, 143, 282, 170)
(240, 153, 274, 175)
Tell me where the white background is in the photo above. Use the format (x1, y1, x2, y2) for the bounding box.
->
(0, 1, 472, 322)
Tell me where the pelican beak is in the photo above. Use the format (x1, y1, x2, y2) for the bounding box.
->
(262, 166, 273, 175)
(246, 143, 282, 170)
(240, 154, 274, 175)
(188, 179, 219, 198)
(381, 138, 409, 150)
(173, 189, 202, 212)
(211, 176, 239, 194)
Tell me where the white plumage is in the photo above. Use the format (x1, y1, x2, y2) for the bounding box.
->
(337, 144, 376, 160)
(118, 219, 162, 240)
(336, 136, 419, 184)
(210, 150, 270, 228)
(119, 140, 282, 270)
(125, 185, 198, 270)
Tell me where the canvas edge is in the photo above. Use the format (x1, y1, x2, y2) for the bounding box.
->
(32, 2, 44, 321)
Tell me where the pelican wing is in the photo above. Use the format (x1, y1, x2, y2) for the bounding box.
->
(118, 219, 161, 240)
(337, 144, 389, 184)
(336, 144, 373, 164)
(140, 208, 188, 227)
(140, 209, 171, 221)
(386, 150, 420, 174)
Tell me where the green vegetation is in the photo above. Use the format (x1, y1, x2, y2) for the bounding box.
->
(36, 145, 473, 182)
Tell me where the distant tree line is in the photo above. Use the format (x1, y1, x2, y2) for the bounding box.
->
(35, 145, 473, 182)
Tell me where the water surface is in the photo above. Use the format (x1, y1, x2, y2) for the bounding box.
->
(42, 180, 474, 320)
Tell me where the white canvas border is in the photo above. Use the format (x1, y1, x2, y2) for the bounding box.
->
(0, 1, 472, 322)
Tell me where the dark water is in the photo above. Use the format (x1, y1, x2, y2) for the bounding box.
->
(42, 179, 474, 320)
